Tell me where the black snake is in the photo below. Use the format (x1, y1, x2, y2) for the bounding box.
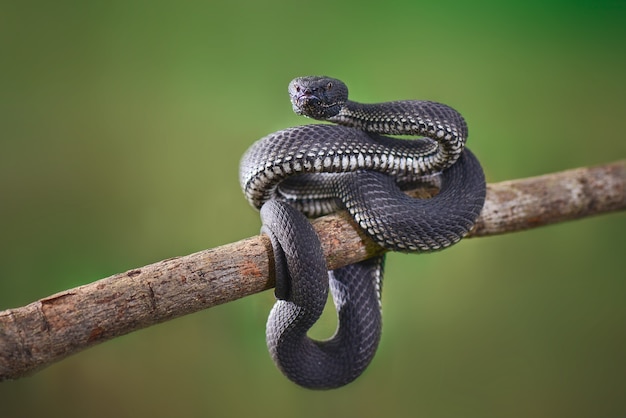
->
(239, 76, 486, 389)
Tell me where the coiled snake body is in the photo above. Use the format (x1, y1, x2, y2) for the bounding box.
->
(239, 76, 486, 389)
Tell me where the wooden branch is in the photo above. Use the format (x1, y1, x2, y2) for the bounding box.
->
(1, 160, 625, 381)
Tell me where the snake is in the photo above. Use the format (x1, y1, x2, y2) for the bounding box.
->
(239, 76, 486, 389)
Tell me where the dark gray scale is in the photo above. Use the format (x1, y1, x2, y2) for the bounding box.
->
(239, 76, 486, 389)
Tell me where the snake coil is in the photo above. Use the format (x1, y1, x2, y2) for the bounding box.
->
(239, 76, 486, 389)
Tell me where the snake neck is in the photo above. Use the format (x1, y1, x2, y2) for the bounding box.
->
(328, 99, 467, 167)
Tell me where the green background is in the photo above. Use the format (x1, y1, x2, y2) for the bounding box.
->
(1, 1, 625, 417)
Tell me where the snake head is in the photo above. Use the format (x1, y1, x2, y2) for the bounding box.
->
(288, 76, 348, 120)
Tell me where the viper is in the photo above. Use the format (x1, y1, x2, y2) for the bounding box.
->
(239, 76, 486, 389)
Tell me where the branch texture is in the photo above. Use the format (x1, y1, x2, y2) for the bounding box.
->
(1, 160, 625, 381)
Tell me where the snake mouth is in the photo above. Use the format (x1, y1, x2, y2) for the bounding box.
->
(292, 94, 326, 118)
(294, 94, 321, 107)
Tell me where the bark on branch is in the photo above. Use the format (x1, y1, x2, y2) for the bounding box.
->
(1, 160, 625, 381)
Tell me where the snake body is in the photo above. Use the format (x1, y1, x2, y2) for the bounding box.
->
(239, 76, 486, 389)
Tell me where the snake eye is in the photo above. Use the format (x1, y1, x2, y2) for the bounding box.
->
(295, 85, 301, 93)
(326, 82, 332, 91)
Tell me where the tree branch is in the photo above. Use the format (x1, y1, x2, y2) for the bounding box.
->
(1, 160, 625, 381)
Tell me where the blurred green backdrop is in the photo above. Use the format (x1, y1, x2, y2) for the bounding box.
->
(1, 1, 625, 417)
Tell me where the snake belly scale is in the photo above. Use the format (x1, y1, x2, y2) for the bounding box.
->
(239, 76, 486, 389)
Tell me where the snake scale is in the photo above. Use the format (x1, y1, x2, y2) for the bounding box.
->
(239, 76, 486, 389)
